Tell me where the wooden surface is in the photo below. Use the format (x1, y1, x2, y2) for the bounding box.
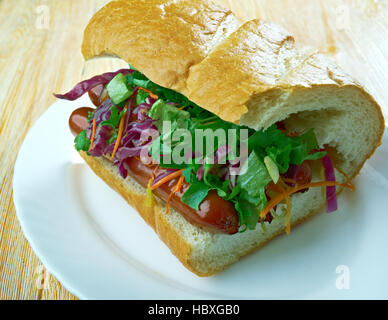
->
(0, 0, 387, 300)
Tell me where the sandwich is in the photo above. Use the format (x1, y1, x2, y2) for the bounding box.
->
(55, 0, 384, 276)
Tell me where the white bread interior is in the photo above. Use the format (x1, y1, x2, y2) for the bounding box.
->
(77, 0, 385, 276)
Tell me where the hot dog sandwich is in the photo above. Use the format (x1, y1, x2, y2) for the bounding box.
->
(55, 0, 384, 276)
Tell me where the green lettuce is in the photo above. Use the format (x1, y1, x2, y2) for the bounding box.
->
(248, 125, 325, 173)
(181, 180, 212, 211)
(123, 66, 327, 232)
(107, 73, 133, 105)
(74, 129, 90, 152)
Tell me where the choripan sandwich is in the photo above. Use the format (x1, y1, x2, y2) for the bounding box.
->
(55, 0, 384, 276)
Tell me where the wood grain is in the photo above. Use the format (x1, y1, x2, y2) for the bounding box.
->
(0, 0, 387, 300)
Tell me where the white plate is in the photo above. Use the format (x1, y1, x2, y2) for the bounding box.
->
(13, 96, 388, 299)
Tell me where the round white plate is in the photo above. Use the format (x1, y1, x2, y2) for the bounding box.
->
(13, 96, 388, 299)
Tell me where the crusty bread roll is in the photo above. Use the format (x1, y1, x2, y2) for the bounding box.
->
(80, 0, 385, 276)
(82, 0, 241, 94)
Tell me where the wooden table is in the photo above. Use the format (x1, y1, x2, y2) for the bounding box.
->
(0, 0, 387, 300)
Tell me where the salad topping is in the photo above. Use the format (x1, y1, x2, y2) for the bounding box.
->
(60, 67, 355, 234)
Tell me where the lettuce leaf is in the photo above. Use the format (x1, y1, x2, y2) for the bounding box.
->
(106, 73, 133, 105)
(100, 105, 126, 129)
(148, 99, 190, 131)
(181, 180, 212, 210)
(136, 89, 149, 105)
(237, 151, 271, 206)
(248, 125, 326, 173)
(74, 130, 90, 152)
(127, 68, 198, 108)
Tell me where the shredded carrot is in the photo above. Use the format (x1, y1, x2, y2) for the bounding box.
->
(146, 169, 158, 208)
(151, 169, 184, 190)
(266, 182, 284, 193)
(110, 110, 127, 161)
(201, 121, 216, 126)
(166, 175, 185, 214)
(334, 165, 356, 191)
(139, 87, 158, 100)
(286, 132, 299, 137)
(260, 180, 354, 220)
(152, 165, 159, 178)
(277, 179, 292, 235)
(145, 161, 156, 168)
(174, 175, 185, 195)
(88, 119, 97, 152)
(178, 106, 185, 111)
(166, 191, 174, 214)
(282, 178, 297, 184)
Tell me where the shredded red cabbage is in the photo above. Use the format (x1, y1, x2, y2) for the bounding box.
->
(54, 69, 133, 101)
(214, 145, 230, 164)
(90, 98, 114, 126)
(284, 164, 299, 187)
(84, 87, 159, 178)
(321, 153, 338, 213)
(124, 87, 138, 132)
(133, 103, 153, 122)
(196, 165, 205, 181)
(116, 146, 145, 160)
(146, 97, 157, 105)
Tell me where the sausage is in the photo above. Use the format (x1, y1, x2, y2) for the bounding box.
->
(125, 157, 239, 234)
(69, 107, 94, 136)
(69, 106, 240, 234)
(88, 84, 109, 107)
(88, 84, 104, 107)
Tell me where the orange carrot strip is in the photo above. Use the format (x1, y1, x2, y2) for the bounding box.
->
(152, 165, 159, 178)
(260, 180, 354, 219)
(175, 174, 185, 193)
(145, 161, 156, 168)
(334, 165, 356, 191)
(266, 182, 284, 193)
(139, 87, 158, 100)
(151, 169, 184, 190)
(166, 192, 173, 214)
(88, 119, 97, 152)
(278, 179, 292, 235)
(166, 175, 185, 214)
(110, 110, 127, 161)
(282, 178, 297, 184)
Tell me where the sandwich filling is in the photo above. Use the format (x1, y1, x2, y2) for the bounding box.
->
(57, 67, 355, 234)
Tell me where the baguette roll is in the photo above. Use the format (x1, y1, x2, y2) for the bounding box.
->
(77, 0, 384, 276)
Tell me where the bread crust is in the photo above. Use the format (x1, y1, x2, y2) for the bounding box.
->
(82, 0, 237, 95)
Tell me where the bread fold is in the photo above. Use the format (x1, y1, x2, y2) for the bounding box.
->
(79, 0, 384, 276)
